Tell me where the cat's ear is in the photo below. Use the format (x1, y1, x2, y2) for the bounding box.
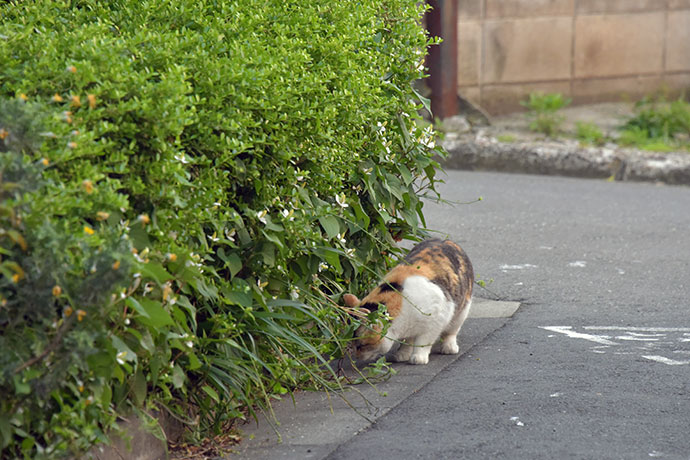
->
(343, 294, 360, 308)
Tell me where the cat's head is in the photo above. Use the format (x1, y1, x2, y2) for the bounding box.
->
(343, 293, 394, 362)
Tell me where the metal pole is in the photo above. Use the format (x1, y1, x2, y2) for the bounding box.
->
(426, 0, 458, 120)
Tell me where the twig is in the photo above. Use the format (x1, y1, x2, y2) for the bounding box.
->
(13, 316, 74, 374)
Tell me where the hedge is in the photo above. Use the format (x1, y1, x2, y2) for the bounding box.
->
(0, 0, 444, 457)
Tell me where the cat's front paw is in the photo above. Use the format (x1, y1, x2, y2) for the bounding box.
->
(440, 341, 459, 355)
(408, 353, 429, 365)
(390, 344, 413, 362)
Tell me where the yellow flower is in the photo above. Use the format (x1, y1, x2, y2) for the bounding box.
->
(18, 93, 28, 101)
(0, 129, 8, 140)
(64, 306, 73, 317)
(41, 158, 50, 166)
(162, 284, 172, 301)
(52, 93, 63, 103)
(68, 141, 78, 149)
(96, 211, 110, 221)
(52, 285, 62, 297)
(71, 95, 81, 108)
(87, 94, 97, 109)
(11, 273, 20, 283)
(67, 65, 77, 73)
(82, 180, 93, 193)
(138, 214, 150, 225)
(84, 226, 95, 235)
(166, 253, 178, 262)
(77, 309, 87, 321)
(112, 260, 121, 270)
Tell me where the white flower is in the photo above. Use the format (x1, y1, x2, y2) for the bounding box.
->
(318, 262, 329, 272)
(207, 232, 219, 242)
(281, 209, 295, 221)
(345, 248, 356, 257)
(116, 351, 127, 365)
(290, 288, 299, 300)
(296, 175, 304, 181)
(336, 233, 346, 244)
(257, 210, 268, 224)
(335, 194, 349, 208)
(174, 153, 190, 164)
(225, 228, 236, 242)
(420, 125, 436, 148)
(185, 340, 193, 349)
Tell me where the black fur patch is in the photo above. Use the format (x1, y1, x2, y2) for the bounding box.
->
(440, 243, 462, 272)
(360, 302, 381, 311)
(378, 281, 402, 293)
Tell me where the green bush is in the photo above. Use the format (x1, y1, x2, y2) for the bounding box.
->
(0, 0, 443, 457)
(521, 92, 571, 137)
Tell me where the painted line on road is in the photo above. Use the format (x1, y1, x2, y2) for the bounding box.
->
(542, 326, 690, 366)
(540, 326, 618, 346)
(583, 326, 690, 333)
(642, 355, 690, 366)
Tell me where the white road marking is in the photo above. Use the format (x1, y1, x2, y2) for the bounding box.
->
(540, 326, 618, 346)
(542, 325, 690, 366)
(568, 261, 587, 268)
(615, 335, 660, 342)
(642, 355, 690, 366)
(583, 326, 690, 332)
(500, 264, 537, 270)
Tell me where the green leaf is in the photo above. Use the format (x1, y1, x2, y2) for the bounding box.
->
(172, 364, 185, 389)
(319, 216, 340, 239)
(351, 198, 370, 229)
(187, 353, 202, 371)
(139, 262, 173, 284)
(411, 85, 432, 114)
(132, 368, 147, 406)
(218, 248, 242, 277)
(261, 242, 275, 267)
(201, 385, 219, 403)
(126, 297, 174, 328)
(0, 417, 12, 449)
(12, 375, 30, 395)
(322, 248, 343, 274)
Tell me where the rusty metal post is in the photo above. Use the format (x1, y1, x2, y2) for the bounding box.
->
(426, 0, 458, 120)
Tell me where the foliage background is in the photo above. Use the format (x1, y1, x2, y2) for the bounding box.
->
(0, 0, 444, 457)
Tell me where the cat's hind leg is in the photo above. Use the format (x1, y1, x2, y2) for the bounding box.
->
(440, 298, 472, 355)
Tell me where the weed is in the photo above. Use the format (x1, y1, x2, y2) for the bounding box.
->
(576, 121, 606, 146)
(521, 92, 572, 137)
(496, 134, 516, 143)
(619, 97, 690, 152)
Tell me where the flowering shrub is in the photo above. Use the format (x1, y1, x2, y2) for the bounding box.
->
(0, 0, 444, 457)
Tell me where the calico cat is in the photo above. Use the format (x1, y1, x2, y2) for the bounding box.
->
(343, 238, 474, 365)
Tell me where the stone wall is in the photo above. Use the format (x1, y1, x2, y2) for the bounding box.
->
(457, 0, 690, 114)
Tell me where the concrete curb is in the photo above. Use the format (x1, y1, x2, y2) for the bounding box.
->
(442, 135, 690, 186)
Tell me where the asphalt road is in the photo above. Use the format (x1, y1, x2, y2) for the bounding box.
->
(326, 171, 690, 460)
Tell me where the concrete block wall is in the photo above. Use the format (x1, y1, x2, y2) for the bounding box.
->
(457, 0, 690, 114)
